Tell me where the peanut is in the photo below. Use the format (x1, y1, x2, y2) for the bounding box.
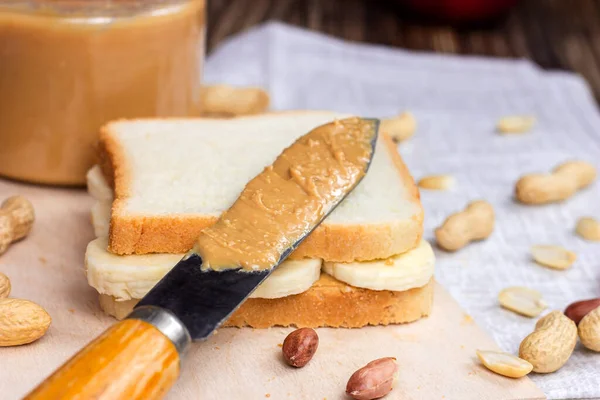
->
(282, 328, 319, 368)
(435, 200, 494, 251)
(417, 175, 455, 190)
(381, 112, 416, 142)
(496, 115, 536, 134)
(576, 217, 600, 241)
(530, 245, 576, 270)
(476, 350, 533, 378)
(565, 298, 600, 325)
(0, 298, 51, 346)
(200, 85, 270, 117)
(518, 311, 577, 373)
(578, 305, 600, 352)
(0, 196, 35, 256)
(515, 161, 597, 204)
(0, 272, 10, 298)
(498, 287, 547, 318)
(346, 357, 399, 400)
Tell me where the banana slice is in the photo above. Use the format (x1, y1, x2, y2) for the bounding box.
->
(323, 240, 434, 291)
(250, 258, 321, 299)
(91, 201, 112, 238)
(86, 165, 113, 202)
(85, 237, 321, 301)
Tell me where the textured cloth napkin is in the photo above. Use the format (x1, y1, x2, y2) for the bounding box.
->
(205, 22, 600, 399)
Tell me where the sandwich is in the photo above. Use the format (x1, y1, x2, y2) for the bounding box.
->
(84, 111, 435, 328)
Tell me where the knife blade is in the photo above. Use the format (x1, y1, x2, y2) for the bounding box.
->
(25, 117, 379, 400)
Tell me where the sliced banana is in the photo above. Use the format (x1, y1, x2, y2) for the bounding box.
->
(251, 258, 321, 299)
(323, 240, 434, 291)
(85, 237, 321, 301)
(86, 165, 113, 202)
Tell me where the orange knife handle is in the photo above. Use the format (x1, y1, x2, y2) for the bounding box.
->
(25, 307, 191, 400)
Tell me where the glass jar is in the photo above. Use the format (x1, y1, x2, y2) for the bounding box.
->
(0, 0, 205, 185)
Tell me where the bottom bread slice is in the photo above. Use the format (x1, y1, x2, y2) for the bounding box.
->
(99, 274, 434, 328)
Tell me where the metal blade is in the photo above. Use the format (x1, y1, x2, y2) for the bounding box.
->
(136, 118, 379, 340)
(136, 254, 270, 340)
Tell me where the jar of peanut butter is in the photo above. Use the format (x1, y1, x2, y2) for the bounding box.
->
(0, 0, 205, 185)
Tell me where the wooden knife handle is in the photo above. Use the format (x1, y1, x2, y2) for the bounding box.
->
(25, 313, 186, 400)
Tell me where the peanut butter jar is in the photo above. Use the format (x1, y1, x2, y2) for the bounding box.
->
(0, 0, 205, 185)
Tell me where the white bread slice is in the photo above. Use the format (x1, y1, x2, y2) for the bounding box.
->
(100, 111, 423, 261)
(99, 277, 434, 328)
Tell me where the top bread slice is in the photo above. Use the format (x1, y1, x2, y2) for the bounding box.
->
(100, 111, 423, 261)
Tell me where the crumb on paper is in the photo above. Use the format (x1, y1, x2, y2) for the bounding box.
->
(461, 314, 474, 325)
(38, 257, 47, 264)
(214, 346, 220, 350)
(277, 343, 283, 348)
(265, 394, 270, 398)
(68, 308, 75, 314)
(460, 345, 465, 349)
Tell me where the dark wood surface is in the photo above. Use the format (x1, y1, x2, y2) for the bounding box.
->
(207, 0, 600, 101)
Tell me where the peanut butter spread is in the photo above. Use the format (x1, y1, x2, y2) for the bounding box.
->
(193, 118, 378, 271)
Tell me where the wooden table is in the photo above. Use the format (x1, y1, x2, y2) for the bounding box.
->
(207, 0, 600, 102)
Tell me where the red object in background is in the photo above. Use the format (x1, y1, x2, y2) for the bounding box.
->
(402, 0, 520, 23)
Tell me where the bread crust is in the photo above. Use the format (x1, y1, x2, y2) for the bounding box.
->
(99, 275, 434, 328)
(101, 115, 424, 261)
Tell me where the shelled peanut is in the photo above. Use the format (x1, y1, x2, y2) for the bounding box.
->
(498, 287, 547, 318)
(576, 217, 600, 241)
(530, 245, 576, 270)
(417, 175, 455, 190)
(496, 115, 536, 134)
(515, 161, 596, 204)
(565, 298, 600, 325)
(435, 200, 494, 251)
(282, 328, 319, 368)
(476, 350, 533, 378)
(346, 357, 399, 400)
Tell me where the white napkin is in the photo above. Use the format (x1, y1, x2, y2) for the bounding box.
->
(205, 22, 600, 399)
